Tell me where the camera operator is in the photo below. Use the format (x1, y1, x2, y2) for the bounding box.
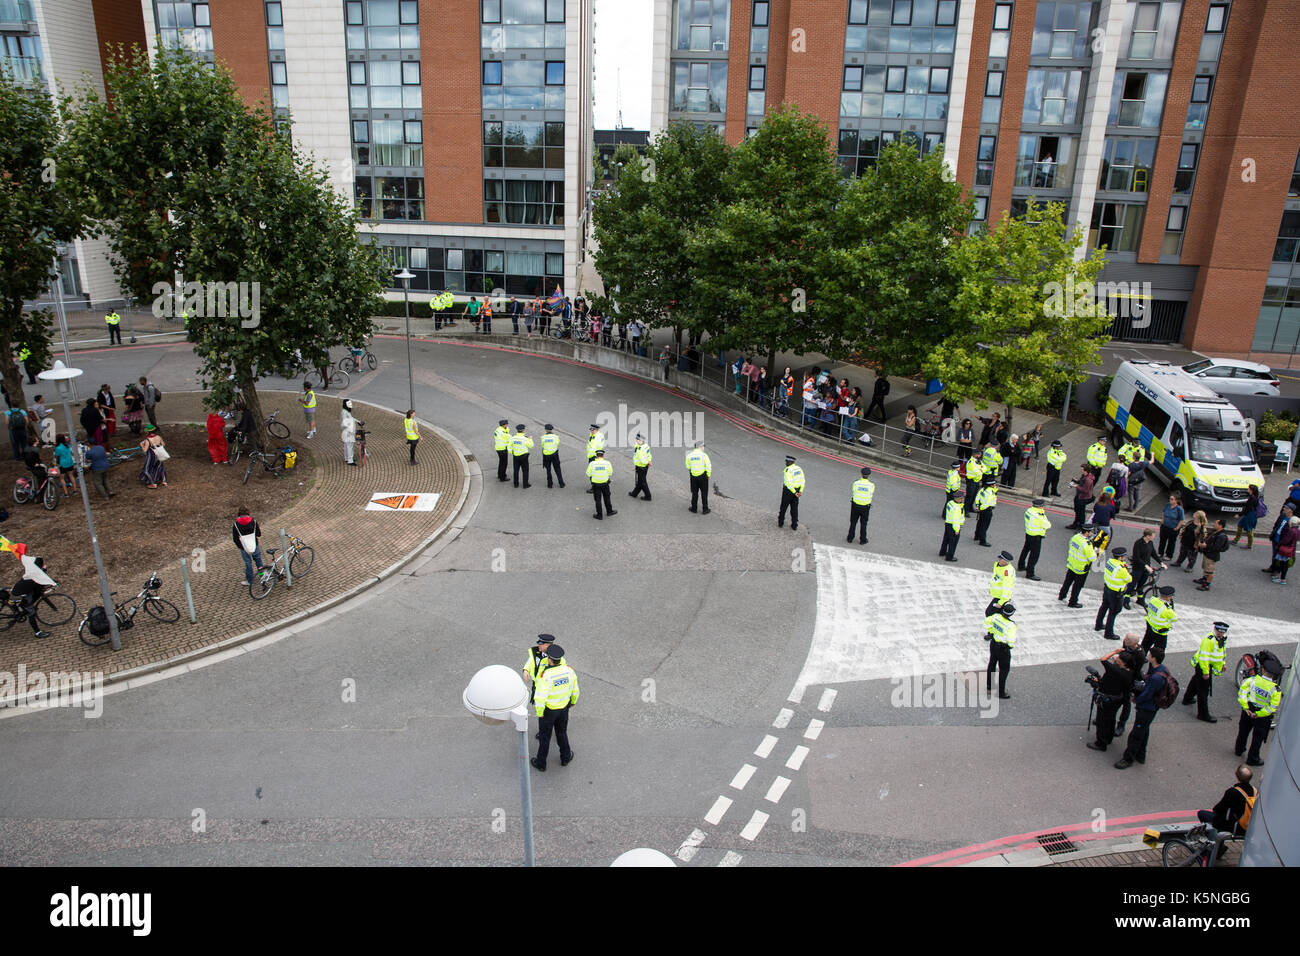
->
(1086, 644, 1141, 752)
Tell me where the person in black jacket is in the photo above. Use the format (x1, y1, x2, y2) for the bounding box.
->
(1115, 646, 1170, 769)
(1087, 646, 1139, 752)
(1196, 518, 1229, 591)
(864, 371, 890, 422)
(79, 399, 104, 446)
(1128, 528, 1163, 599)
(233, 507, 268, 589)
(1197, 764, 1256, 838)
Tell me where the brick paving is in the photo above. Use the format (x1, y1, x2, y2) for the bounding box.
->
(0, 390, 464, 683)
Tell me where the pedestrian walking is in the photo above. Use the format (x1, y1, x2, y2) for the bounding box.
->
(630, 433, 652, 500)
(233, 506, 269, 591)
(1231, 484, 1262, 548)
(1086, 646, 1139, 752)
(1182, 621, 1227, 723)
(1042, 440, 1066, 497)
(510, 423, 533, 488)
(299, 382, 317, 438)
(984, 602, 1017, 700)
(494, 419, 510, 481)
(973, 475, 998, 546)
(1140, 586, 1177, 654)
(686, 441, 711, 514)
(404, 409, 419, 465)
(138, 425, 168, 489)
(1126, 454, 1148, 510)
(987, 551, 1016, 616)
(138, 377, 160, 429)
(1267, 515, 1299, 583)
(84, 441, 112, 498)
(1158, 493, 1184, 560)
(1114, 646, 1172, 769)
(1094, 547, 1132, 641)
(865, 371, 890, 422)
(940, 490, 965, 561)
(778, 455, 804, 531)
(1017, 497, 1050, 579)
(1089, 489, 1118, 570)
(1058, 524, 1096, 606)
(1196, 518, 1229, 590)
(1172, 509, 1207, 571)
(1236, 654, 1283, 766)
(530, 644, 578, 771)
(541, 424, 565, 489)
(847, 466, 874, 545)
(587, 448, 615, 519)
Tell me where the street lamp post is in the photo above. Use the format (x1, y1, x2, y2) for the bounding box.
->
(38, 361, 120, 651)
(462, 664, 536, 867)
(394, 269, 415, 413)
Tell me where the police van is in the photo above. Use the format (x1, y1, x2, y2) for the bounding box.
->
(1104, 360, 1264, 514)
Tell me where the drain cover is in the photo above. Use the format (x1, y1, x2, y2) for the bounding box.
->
(1036, 832, 1076, 855)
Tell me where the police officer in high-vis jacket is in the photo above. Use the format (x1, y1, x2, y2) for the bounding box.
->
(586, 424, 605, 462)
(941, 489, 965, 561)
(847, 467, 874, 545)
(1042, 440, 1066, 497)
(494, 418, 511, 482)
(630, 433, 652, 501)
(510, 423, 534, 488)
(1017, 497, 1051, 580)
(987, 551, 1016, 616)
(778, 455, 805, 531)
(531, 644, 578, 772)
(587, 448, 615, 519)
(1058, 523, 1096, 607)
(686, 441, 711, 514)
(944, 459, 962, 516)
(1236, 657, 1283, 766)
(524, 634, 565, 705)
(541, 423, 565, 488)
(1183, 621, 1226, 723)
(984, 602, 1017, 700)
(1094, 547, 1132, 641)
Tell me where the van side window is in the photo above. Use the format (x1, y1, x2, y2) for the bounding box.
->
(1129, 391, 1170, 437)
(1169, 423, 1185, 456)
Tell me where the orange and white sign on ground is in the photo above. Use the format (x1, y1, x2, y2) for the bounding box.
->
(365, 492, 439, 512)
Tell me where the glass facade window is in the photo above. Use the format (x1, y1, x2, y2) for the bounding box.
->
(1090, 201, 1145, 252)
(749, 65, 765, 89)
(1128, 2, 1159, 58)
(1273, 211, 1300, 264)
(672, 60, 727, 113)
(1030, 2, 1095, 59)
(483, 59, 564, 110)
(1108, 70, 1168, 128)
(1098, 137, 1155, 192)
(1251, 276, 1300, 354)
(484, 179, 564, 225)
(0, 34, 43, 85)
(482, 120, 565, 169)
(974, 196, 989, 220)
(976, 135, 996, 186)
(1290, 149, 1300, 198)
(990, 2, 1013, 57)
(545, 61, 564, 84)
(844, 66, 863, 91)
(674, 0, 731, 52)
(1016, 134, 1075, 189)
(158, 2, 214, 52)
(1172, 143, 1198, 195)
(1023, 69, 1084, 125)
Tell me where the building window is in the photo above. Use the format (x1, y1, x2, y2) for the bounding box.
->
(674, 0, 731, 52)
(482, 0, 500, 22)
(1090, 201, 1145, 252)
(930, 67, 949, 93)
(545, 61, 564, 84)
(990, 2, 1013, 57)
(1016, 134, 1075, 189)
(1251, 280, 1300, 354)
(1109, 70, 1168, 128)
(1129, 2, 1159, 59)
(403, 61, 420, 84)
(484, 180, 563, 225)
(1022, 68, 1084, 125)
(1166, 206, 1186, 231)
(545, 0, 564, 23)
(483, 120, 565, 169)
(1273, 211, 1300, 264)
(936, 1, 957, 27)
(848, 0, 866, 25)
(1099, 137, 1156, 192)
(347, 0, 364, 24)
(1206, 4, 1227, 32)
(892, 0, 912, 27)
(886, 66, 906, 93)
(265, 2, 282, 27)
(1030, 1, 1093, 59)
(1172, 143, 1198, 196)
(350, 61, 366, 85)
(483, 61, 502, 84)
(1290, 149, 1300, 198)
(843, 66, 863, 91)
(749, 65, 765, 90)
(976, 135, 996, 186)
(752, 1, 768, 26)
(747, 91, 765, 115)
(973, 196, 989, 220)
(404, 120, 422, 143)
(985, 71, 1003, 97)
(400, 0, 418, 24)
(993, 3, 1013, 31)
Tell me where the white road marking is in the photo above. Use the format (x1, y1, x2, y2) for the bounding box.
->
(739, 810, 770, 841)
(786, 745, 810, 771)
(718, 851, 744, 867)
(817, 688, 838, 712)
(765, 776, 791, 803)
(754, 735, 778, 759)
(704, 795, 733, 826)
(798, 545, 1300, 686)
(773, 708, 794, 728)
(804, 719, 824, 740)
(730, 764, 757, 790)
(675, 829, 706, 862)
(788, 683, 806, 704)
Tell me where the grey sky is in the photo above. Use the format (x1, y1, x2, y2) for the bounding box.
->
(593, 0, 652, 130)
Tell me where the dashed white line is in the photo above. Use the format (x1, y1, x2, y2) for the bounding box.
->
(704, 795, 733, 826)
(754, 735, 778, 759)
(675, 829, 706, 862)
(730, 764, 757, 790)
(765, 776, 791, 804)
(717, 851, 744, 867)
(773, 708, 794, 728)
(786, 745, 810, 771)
(804, 719, 824, 740)
(817, 688, 838, 712)
(739, 810, 770, 841)
(788, 683, 806, 705)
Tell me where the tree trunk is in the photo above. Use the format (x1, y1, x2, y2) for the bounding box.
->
(765, 348, 777, 376)
(237, 368, 271, 452)
(0, 319, 28, 419)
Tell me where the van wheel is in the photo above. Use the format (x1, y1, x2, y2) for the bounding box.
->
(1110, 426, 1127, 450)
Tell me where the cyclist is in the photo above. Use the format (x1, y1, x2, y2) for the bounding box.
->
(13, 555, 56, 638)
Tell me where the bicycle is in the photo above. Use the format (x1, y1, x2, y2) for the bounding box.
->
(339, 348, 377, 373)
(0, 584, 77, 630)
(1161, 823, 1239, 867)
(354, 421, 369, 467)
(243, 448, 283, 484)
(1136, 563, 1168, 606)
(264, 410, 291, 441)
(13, 466, 61, 511)
(77, 571, 179, 646)
(108, 444, 143, 465)
(304, 366, 350, 390)
(226, 430, 251, 465)
(248, 534, 314, 600)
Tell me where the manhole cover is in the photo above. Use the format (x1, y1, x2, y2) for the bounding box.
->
(1036, 832, 1076, 856)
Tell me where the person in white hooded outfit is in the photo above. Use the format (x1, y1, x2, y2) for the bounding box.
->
(341, 400, 357, 466)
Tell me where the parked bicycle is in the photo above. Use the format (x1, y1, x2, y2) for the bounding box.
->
(0, 583, 77, 631)
(107, 444, 143, 465)
(354, 420, 369, 467)
(249, 534, 314, 600)
(78, 571, 179, 646)
(243, 448, 284, 484)
(1161, 823, 1239, 867)
(13, 465, 61, 510)
(264, 409, 291, 441)
(339, 347, 377, 373)
(305, 366, 350, 390)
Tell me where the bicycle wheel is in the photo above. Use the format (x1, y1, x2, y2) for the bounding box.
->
(144, 596, 180, 623)
(35, 592, 76, 627)
(43, 481, 59, 511)
(77, 614, 112, 647)
(228, 442, 244, 465)
(267, 420, 290, 441)
(331, 369, 350, 389)
(289, 546, 314, 579)
(304, 370, 325, 389)
(13, 481, 29, 504)
(243, 457, 256, 484)
(1235, 654, 1257, 688)
(249, 568, 274, 600)
(365, 352, 377, 370)
(1162, 838, 1206, 868)
(338, 357, 357, 374)
(0, 605, 23, 631)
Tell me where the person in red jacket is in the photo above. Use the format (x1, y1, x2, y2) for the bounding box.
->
(233, 507, 268, 589)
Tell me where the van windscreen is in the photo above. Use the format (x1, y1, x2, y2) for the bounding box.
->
(1189, 435, 1253, 465)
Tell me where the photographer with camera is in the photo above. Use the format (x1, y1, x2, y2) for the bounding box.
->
(1086, 645, 1142, 752)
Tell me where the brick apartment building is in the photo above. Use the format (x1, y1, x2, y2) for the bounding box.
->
(4, 0, 595, 306)
(649, 0, 1300, 359)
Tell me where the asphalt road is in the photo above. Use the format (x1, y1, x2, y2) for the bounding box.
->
(0, 338, 1294, 867)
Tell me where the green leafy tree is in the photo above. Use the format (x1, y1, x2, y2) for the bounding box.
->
(591, 124, 729, 336)
(820, 141, 971, 375)
(924, 200, 1109, 424)
(0, 72, 80, 407)
(685, 106, 841, 365)
(61, 46, 384, 448)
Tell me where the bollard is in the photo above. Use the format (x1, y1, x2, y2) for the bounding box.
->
(180, 557, 197, 623)
(281, 528, 293, 588)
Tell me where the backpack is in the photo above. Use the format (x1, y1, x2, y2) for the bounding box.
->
(153, 386, 163, 404)
(87, 605, 112, 637)
(1256, 498, 1268, 518)
(1233, 785, 1256, 831)
(1153, 668, 1179, 709)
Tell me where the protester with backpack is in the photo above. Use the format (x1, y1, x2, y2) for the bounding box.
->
(1268, 516, 1299, 584)
(1196, 764, 1256, 841)
(1114, 646, 1176, 770)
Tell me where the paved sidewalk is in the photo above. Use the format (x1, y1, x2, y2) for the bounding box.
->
(0, 390, 466, 685)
